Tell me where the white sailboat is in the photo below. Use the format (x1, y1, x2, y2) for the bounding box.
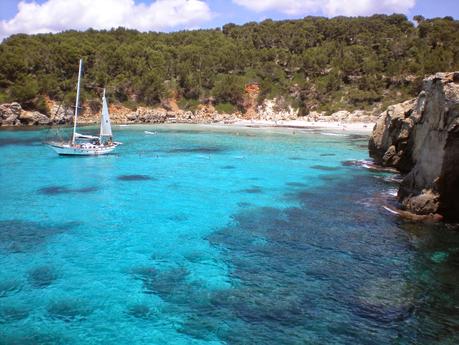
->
(48, 59, 121, 156)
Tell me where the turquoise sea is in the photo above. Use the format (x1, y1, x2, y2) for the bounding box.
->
(0, 125, 458, 344)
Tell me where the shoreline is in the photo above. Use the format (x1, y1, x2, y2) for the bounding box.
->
(0, 120, 375, 135)
(230, 119, 374, 133)
(122, 119, 375, 135)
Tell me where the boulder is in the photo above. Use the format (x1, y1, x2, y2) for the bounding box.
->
(347, 110, 376, 123)
(19, 110, 50, 125)
(369, 72, 459, 222)
(331, 110, 351, 122)
(0, 102, 22, 126)
(136, 107, 167, 123)
(126, 112, 138, 121)
(302, 109, 375, 123)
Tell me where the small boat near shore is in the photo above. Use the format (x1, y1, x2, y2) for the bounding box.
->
(47, 59, 121, 156)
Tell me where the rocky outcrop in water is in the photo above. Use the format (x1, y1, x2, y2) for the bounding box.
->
(369, 72, 459, 222)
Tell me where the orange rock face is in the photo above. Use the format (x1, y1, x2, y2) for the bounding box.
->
(243, 83, 260, 119)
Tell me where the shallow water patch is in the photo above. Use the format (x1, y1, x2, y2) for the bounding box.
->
(167, 213, 189, 222)
(237, 202, 252, 207)
(319, 174, 340, 181)
(283, 189, 312, 202)
(0, 137, 40, 147)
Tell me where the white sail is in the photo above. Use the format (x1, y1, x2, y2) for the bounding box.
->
(100, 89, 112, 137)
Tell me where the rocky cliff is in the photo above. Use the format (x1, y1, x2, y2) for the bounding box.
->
(369, 72, 459, 222)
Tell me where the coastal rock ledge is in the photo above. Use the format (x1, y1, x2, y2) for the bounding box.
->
(369, 72, 459, 222)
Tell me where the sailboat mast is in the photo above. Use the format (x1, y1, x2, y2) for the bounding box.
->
(99, 88, 106, 140)
(72, 59, 83, 145)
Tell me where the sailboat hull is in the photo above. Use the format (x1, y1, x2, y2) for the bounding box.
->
(48, 143, 119, 156)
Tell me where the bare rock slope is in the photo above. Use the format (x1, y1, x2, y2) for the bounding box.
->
(369, 72, 459, 222)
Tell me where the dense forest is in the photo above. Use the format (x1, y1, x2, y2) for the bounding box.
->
(0, 14, 458, 115)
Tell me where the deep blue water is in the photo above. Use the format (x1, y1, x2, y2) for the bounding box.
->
(0, 125, 458, 345)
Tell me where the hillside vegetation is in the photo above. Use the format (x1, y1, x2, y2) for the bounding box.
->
(0, 14, 458, 115)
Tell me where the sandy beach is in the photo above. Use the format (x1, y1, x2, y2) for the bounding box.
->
(232, 119, 375, 134)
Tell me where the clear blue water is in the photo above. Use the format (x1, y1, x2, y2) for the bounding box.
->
(0, 125, 458, 345)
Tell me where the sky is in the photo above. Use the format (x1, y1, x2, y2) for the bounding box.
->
(0, 0, 458, 40)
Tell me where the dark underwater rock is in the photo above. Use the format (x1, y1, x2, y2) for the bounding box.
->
(126, 304, 154, 319)
(0, 330, 67, 345)
(130, 266, 189, 298)
(28, 266, 57, 288)
(168, 147, 224, 154)
(38, 186, 98, 195)
(310, 165, 341, 171)
(117, 175, 152, 181)
(239, 186, 263, 194)
(0, 279, 22, 298)
(0, 305, 29, 323)
(47, 298, 93, 322)
(286, 182, 308, 187)
(0, 220, 78, 253)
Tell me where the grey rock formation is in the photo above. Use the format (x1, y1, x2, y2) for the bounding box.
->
(1, 102, 52, 126)
(0, 102, 22, 126)
(303, 109, 377, 123)
(369, 72, 459, 222)
(369, 99, 416, 172)
(49, 103, 73, 124)
(19, 110, 51, 125)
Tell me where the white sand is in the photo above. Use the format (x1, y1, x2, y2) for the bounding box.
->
(232, 119, 374, 134)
